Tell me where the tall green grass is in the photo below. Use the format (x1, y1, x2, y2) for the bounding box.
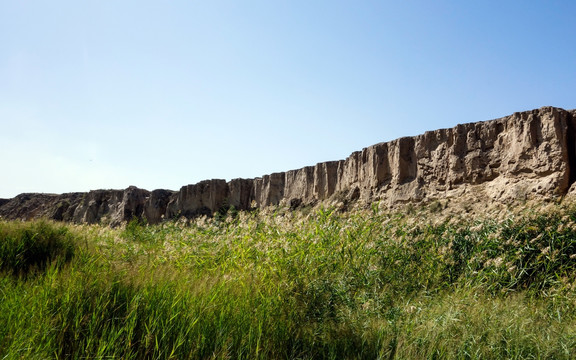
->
(0, 220, 74, 277)
(2, 203, 576, 358)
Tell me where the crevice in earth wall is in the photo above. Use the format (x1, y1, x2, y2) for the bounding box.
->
(565, 111, 576, 193)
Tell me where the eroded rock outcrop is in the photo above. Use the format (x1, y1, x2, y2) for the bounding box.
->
(1, 106, 574, 225)
(144, 189, 175, 224)
(0, 193, 84, 222)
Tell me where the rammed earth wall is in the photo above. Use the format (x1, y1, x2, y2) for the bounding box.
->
(1, 106, 575, 225)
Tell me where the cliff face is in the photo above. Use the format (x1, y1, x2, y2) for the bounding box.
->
(1, 106, 575, 225)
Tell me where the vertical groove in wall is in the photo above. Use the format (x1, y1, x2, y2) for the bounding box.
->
(566, 111, 576, 192)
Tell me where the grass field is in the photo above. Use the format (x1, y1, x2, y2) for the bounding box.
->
(2, 201, 576, 359)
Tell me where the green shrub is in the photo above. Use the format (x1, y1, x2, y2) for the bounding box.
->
(0, 220, 75, 276)
(121, 218, 154, 243)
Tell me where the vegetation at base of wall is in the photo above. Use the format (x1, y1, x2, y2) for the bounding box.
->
(0, 220, 75, 277)
(2, 202, 576, 358)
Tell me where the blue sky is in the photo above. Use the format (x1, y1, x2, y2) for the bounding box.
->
(1, 1, 575, 198)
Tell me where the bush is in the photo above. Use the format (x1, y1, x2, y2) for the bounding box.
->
(0, 220, 75, 276)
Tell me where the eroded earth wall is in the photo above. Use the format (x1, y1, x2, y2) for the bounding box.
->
(1, 106, 575, 225)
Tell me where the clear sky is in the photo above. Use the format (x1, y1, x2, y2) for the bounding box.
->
(1, 1, 575, 198)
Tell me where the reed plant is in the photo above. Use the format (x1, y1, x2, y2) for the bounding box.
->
(2, 202, 576, 358)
